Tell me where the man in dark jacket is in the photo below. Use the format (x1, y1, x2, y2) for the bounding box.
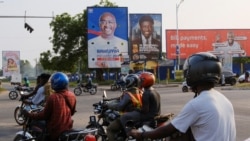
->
(139, 72, 161, 125)
(106, 74, 143, 141)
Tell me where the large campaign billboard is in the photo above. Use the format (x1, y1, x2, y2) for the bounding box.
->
(129, 14, 162, 62)
(87, 7, 128, 68)
(2, 51, 20, 77)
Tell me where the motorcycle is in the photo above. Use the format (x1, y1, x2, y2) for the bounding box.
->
(14, 93, 44, 125)
(13, 109, 98, 141)
(74, 83, 97, 96)
(85, 90, 174, 141)
(9, 85, 34, 100)
(110, 80, 126, 91)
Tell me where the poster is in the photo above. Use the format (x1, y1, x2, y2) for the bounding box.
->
(166, 29, 250, 71)
(130, 14, 162, 61)
(2, 51, 20, 77)
(87, 7, 128, 68)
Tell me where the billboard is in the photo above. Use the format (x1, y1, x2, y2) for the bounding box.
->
(129, 14, 162, 62)
(2, 51, 20, 76)
(166, 29, 250, 59)
(87, 7, 128, 68)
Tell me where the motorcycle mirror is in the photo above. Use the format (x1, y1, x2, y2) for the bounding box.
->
(103, 90, 107, 99)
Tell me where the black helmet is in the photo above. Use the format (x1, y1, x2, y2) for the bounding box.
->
(125, 74, 140, 88)
(183, 52, 222, 87)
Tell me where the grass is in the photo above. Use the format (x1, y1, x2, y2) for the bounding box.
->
(235, 82, 250, 88)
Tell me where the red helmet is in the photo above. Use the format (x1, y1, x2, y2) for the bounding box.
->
(84, 134, 96, 141)
(139, 72, 155, 88)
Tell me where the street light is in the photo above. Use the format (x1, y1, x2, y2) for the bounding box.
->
(176, 0, 184, 70)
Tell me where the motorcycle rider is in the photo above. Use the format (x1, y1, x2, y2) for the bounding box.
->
(22, 75, 42, 99)
(23, 73, 51, 105)
(85, 74, 93, 89)
(23, 72, 77, 141)
(106, 74, 143, 141)
(139, 72, 161, 127)
(23, 77, 30, 87)
(128, 52, 236, 141)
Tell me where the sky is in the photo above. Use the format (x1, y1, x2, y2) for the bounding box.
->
(1, 0, 250, 68)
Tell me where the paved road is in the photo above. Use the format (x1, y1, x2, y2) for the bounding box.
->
(0, 83, 249, 141)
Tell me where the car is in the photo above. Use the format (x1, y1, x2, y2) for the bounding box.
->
(182, 71, 236, 92)
(219, 70, 237, 86)
(238, 71, 250, 83)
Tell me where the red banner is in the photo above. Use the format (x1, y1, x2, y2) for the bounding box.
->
(166, 29, 250, 59)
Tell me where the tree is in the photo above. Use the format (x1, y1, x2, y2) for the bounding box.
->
(39, 0, 118, 80)
(40, 13, 86, 72)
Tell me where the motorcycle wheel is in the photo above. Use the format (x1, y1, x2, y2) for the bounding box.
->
(13, 134, 29, 141)
(14, 106, 26, 125)
(9, 91, 18, 100)
(89, 88, 97, 95)
(110, 84, 117, 91)
(182, 86, 189, 93)
(74, 87, 82, 96)
(86, 124, 106, 141)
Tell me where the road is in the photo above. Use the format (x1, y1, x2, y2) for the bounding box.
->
(0, 83, 249, 141)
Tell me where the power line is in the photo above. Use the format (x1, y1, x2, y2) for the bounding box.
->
(0, 15, 54, 18)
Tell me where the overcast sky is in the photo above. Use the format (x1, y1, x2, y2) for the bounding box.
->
(1, 0, 250, 68)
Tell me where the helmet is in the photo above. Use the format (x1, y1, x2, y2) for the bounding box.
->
(50, 72, 69, 91)
(183, 52, 222, 87)
(139, 72, 155, 88)
(125, 74, 140, 88)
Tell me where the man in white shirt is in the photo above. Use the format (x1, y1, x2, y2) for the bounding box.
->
(128, 52, 236, 141)
(24, 73, 51, 105)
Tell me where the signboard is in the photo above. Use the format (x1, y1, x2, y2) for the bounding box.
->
(166, 29, 250, 59)
(129, 14, 162, 61)
(2, 51, 20, 77)
(87, 7, 128, 68)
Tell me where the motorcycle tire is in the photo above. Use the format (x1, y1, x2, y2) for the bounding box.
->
(14, 106, 26, 125)
(9, 91, 18, 100)
(182, 86, 189, 93)
(110, 84, 118, 91)
(74, 87, 82, 96)
(89, 88, 97, 95)
(86, 124, 106, 141)
(13, 134, 29, 141)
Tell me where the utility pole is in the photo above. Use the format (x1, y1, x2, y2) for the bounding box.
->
(176, 0, 184, 70)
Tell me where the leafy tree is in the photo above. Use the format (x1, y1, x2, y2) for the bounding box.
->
(39, 0, 119, 80)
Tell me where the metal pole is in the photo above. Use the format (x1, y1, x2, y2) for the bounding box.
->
(176, 0, 184, 70)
